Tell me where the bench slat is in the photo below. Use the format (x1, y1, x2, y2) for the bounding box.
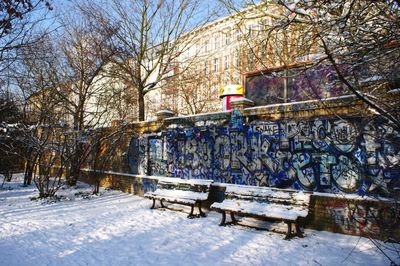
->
(223, 185, 311, 206)
(144, 178, 213, 218)
(145, 195, 196, 205)
(157, 179, 213, 193)
(211, 199, 308, 221)
(145, 189, 209, 201)
(210, 184, 312, 238)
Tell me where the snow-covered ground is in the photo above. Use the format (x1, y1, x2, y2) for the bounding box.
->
(1, 175, 399, 266)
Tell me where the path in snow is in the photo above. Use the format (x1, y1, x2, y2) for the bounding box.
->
(0, 176, 398, 266)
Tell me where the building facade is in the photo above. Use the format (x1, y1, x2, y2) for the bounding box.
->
(144, 3, 317, 119)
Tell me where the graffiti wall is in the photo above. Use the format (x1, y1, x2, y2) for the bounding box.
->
(129, 111, 400, 195)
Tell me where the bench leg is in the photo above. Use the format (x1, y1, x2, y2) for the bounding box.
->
(188, 205, 196, 219)
(230, 212, 238, 224)
(219, 211, 226, 226)
(285, 222, 293, 240)
(295, 223, 304, 238)
(160, 200, 165, 208)
(150, 198, 156, 209)
(198, 202, 206, 217)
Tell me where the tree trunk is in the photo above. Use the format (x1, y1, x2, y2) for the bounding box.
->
(24, 160, 33, 186)
(93, 173, 100, 195)
(67, 141, 83, 186)
(138, 91, 145, 121)
(68, 154, 80, 186)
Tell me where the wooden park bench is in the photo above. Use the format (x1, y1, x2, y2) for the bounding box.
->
(210, 184, 312, 239)
(144, 178, 213, 219)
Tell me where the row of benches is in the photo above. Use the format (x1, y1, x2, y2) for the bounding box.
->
(144, 178, 311, 240)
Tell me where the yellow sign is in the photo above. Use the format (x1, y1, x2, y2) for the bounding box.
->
(219, 84, 243, 98)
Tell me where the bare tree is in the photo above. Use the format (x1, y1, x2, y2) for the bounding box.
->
(78, 0, 219, 121)
(30, 125, 69, 198)
(222, 0, 400, 130)
(0, 90, 22, 186)
(12, 9, 120, 186)
(228, 3, 316, 71)
(162, 69, 221, 115)
(0, 1, 54, 186)
(13, 34, 65, 186)
(1, 2, 129, 194)
(0, 0, 52, 83)
(0, 83, 67, 197)
(157, 2, 317, 113)
(46, 16, 119, 186)
(281, 1, 399, 129)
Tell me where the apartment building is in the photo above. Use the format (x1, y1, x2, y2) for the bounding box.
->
(144, 3, 316, 118)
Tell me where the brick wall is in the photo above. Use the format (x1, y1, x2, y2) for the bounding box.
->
(80, 170, 157, 195)
(307, 194, 400, 241)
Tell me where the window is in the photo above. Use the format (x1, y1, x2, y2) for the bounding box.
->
(225, 33, 230, 45)
(233, 74, 241, 84)
(188, 46, 193, 57)
(203, 61, 208, 75)
(214, 37, 219, 50)
(247, 49, 255, 68)
(234, 52, 239, 67)
(248, 24, 258, 37)
(252, 25, 259, 36)
(236, 29, 241, 41)
(261, 47, 267, 61)
(204, 41, 209, 53)
(224, 55, 229, 70)
(262, 19, 269, 30)
(213, 58, 218, 72)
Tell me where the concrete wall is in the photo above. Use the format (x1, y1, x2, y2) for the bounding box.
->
(129, 96, 400, 196)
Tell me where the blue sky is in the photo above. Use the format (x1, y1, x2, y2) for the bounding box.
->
(42, 0, 232, 33)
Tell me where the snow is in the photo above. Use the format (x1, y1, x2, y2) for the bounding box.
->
(145, 189, 209, 202)
(211, 200, 308, 220)
(312, 191, 395, 203)
(211, 184, 310, 221)
(164, 110, 231, 121)
(144, 178, 212, 204)
(158, 178, 213, 186)
(359, 75, 384, 84)
(81, 169, 213, 186)
(156, 109, 176, 115)
(223, 183, 311, 204)
(230, 97, 255, 104)
(1, 174, 399, 266)
(388, 88, 400, 94)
